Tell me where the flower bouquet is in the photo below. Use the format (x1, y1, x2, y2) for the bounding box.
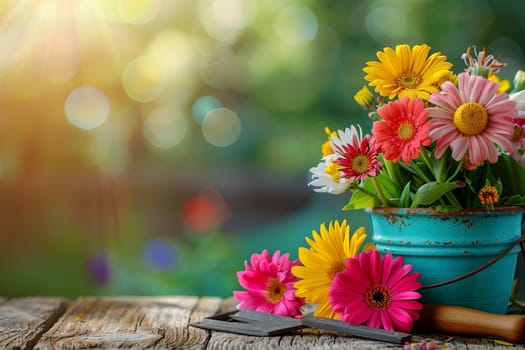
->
(232, 44, 525, 335)
(310, 44, 525, 211)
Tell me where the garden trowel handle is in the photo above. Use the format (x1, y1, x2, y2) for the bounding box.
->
(417, 304, 525, 343)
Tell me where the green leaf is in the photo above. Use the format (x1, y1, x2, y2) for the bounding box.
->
(344, 188, 379, 210)
(374, 171, 401, 202)
(412, 181, 458, 206)
(494, 179, 503, 196)
(399, 181, 412, 208)
(503, 195, 525, 206)
(446, 159, 463, 182)
(491, 153, 525, 196)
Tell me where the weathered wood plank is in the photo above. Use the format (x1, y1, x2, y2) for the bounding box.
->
(156, 296, 223, 349)
(205, 298, 406, 349)
(0, 297, 69, 350)
(203, 300, 525, 349)
(205, 327, 525, 350)
(415, 334, 525, 350)
(34, 296, 223, 350)
(205, 326, 403, 349)
(1, 295, 520, 349)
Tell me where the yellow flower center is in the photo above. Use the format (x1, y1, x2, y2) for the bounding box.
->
(265, 277, 286, 304)
(352, 154, 369, 174)
(365, 285, 392, 310)
(325, 162, 341, 183)
(453, 102, 488, 136)
(397, 121, 414, 141)
(396, 72, 421, 89)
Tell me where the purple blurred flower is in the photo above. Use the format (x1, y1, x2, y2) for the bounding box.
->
(143, 238, 179, 271)
(86, 249, 111, 285)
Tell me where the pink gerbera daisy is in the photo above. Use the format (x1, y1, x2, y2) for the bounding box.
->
(331, 126, 382, 181)
(233, 250, 305, 317)
(374, 96, 432, 163)
(426, 72, 517, 165)
(329, 250, 423, 332)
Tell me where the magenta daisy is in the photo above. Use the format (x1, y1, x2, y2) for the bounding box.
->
(329, 250, 423, 332)
(427, 72, 517, 165)
(331, 126, 382, 181)
(233, 250, 305, 317)
(374, 96, 432, 163)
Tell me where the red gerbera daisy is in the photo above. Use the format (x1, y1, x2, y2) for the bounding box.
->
(329, 250, 423, 332)
(331, 126, 382, 181)
(373, 96, 432, 163)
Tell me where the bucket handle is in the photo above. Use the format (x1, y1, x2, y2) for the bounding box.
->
(421, 231, 525, 289)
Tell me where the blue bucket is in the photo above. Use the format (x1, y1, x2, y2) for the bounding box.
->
(367, 207, 525, 314)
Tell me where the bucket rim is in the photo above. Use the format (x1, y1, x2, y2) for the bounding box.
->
(366, 206, 525, 217)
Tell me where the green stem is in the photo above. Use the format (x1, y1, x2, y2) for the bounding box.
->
(399, 161, 424, 179)
(437, 153, 447, 183)
(444, 191, 462, 208)
(371, 177, 390, 207)
(407, 160, 431, 183)
(384, 159, 400, 189)
(350, 183, 381, 202)
(420, 149, 435, 179)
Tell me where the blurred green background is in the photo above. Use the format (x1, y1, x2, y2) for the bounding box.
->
(0, 0, 524, 298)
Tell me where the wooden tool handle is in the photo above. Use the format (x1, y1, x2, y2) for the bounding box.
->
(417, 304, 525, 343)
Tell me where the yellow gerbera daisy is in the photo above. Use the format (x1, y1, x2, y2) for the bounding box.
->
(292, 220, 374, 319)
(363, 44, 453, 100)
(353, 86, 374, 109)
(488, 74, 510, 93)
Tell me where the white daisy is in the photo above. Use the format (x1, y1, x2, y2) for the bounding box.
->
(308, 154, 352, 195)
(509, 90, 525, 117)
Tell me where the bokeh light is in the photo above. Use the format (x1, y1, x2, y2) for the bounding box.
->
(143, 106, 188, 149)
(183, 188, 230, 234)
(192, 95, 222, 124)
(65, 85, 110, 130)
(142, 28, 195, 84)
(122, 57, 162, 103)
(201, 107, 241, 147)
(274, 4, 318, 46)
(198, 0, 257, 43)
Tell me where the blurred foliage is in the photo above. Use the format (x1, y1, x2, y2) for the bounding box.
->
(0, 0, 523, 298)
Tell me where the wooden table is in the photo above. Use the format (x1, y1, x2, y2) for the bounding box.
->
(0, 296, 523, 349)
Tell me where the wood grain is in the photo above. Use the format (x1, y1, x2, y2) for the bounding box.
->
(0, 297, 69, 350)
(0, 296, 522, 349)
(33, 296, 223, 350)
